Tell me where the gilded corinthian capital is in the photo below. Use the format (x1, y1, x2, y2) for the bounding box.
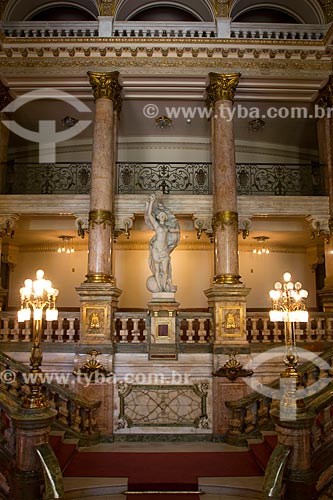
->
(206, 73, 240, 107)
(88, 71, 122, 111)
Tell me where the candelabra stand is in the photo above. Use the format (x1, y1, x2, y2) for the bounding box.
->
(18, 269, 59, 409)
(269, 272, 308, 413)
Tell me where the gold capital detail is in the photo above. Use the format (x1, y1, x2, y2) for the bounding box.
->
(88, 71, 122, 111)
(89, 210, 113, 229)
(212, 211, 238, 232)
(206, 73, 240, 107)
(316, 75, 333, 110)
(214, 274, 241, 285)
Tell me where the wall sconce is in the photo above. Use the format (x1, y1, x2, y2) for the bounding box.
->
(248, 118, 265, 132)
(155, 115, 172, 128)
(253, 236, 270, 255)
(61, 116, 78, 129)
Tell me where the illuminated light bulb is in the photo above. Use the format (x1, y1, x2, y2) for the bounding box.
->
(269, 310, 283, 322)
(274, 282, 282, 290)
(283, 272, 291, 282)
(36, 269, 44, 280)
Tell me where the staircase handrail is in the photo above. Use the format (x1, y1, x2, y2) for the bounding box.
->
(262, 443, 291, 500)
(225, 346, 333, 438)
(35, 442, 65, 500)
(0, 351, 101, 436)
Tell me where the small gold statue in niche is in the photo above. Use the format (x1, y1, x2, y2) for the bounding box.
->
(225, 312, 237, 329)
(89, 312, 100, 330)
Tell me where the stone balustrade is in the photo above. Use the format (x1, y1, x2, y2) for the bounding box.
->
(225, 346, 333, 441)
(1, 311, 333, 345)
(0, 312, 80, 343)
(1, 21, 98, 37)
(1, 20, 328, 40)
(246, 313, 333, 343)
(230, 22, 328, 40)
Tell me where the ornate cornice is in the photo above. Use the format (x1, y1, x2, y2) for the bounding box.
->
(88, 70, 122, 111)
(206, 72, 240, 106)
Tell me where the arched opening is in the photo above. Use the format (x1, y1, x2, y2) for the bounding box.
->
(230, 0, 325, 24)
(29, 6, 96, 21)
(129, 6, 199, 22)
(4, 0, 99, 22)
(115, 0, 214, 22)
(234, 8, 299, 24)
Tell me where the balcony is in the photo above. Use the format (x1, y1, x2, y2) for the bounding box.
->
(2, 161, 324, 197)
(0, 20, 329, 40)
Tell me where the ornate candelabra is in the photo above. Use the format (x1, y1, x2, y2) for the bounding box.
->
(18, 269, 59, 408)
(269, 272, 308, 379)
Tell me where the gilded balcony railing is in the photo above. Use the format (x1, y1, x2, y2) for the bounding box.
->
(2, 161, 324, 196)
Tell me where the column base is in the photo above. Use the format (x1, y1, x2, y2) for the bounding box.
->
(85, 273, 115, 285)
(213, 274, 241, 285)
(205, 284, 251, 345)
(76, 282, 122, 344)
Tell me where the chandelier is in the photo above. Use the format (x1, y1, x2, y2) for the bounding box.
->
(253, 236, 270, 255)
(58, 235, 75, 254)
(269, 272, 308, 324)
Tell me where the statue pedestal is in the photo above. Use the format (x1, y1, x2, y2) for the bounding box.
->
(147, 294, 179, 358)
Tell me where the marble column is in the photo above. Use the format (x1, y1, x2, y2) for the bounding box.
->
(316, 77, 333, 310)
(0, 82, 11, 193)
(205, 73, 250, 347)
(0, 215, 19, 309)
(76, 72, 122, 344)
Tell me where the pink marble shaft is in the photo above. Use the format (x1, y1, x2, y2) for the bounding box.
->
(213, 99, 239, 277)
(87, 97, 114, 277)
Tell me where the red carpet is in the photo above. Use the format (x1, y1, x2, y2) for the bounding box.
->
(52, 438, 271, 499)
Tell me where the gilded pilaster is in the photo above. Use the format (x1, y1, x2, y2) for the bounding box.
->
(320, 0, 333, 22)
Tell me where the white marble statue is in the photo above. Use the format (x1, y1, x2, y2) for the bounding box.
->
(144, 194, 180, 293)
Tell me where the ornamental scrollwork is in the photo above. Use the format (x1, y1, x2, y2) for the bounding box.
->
(212, 211, 238, 232)
(88, 71, 122, 112)
(89, 210, 113, 229)
(316, 75, 333, 109)
(213, 351, 253, 381)
(206, 72, 240, 107)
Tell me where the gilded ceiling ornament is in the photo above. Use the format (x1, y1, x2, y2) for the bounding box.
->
(320, 0, 333, 22)
(97, 0, 118, 17)
(206, 72, 240, 107)
(88, 71, 122, 112)
(213, 0, 232, 17)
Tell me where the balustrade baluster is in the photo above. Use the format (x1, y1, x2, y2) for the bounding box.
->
(227, 407, 243, 436)
(244, 404, 256, 433)
(57, 396, 69, 427)
(120, 318, 128, 343)
(187, 320, 195, 343)
(22, 320, 31, 342)
(132, 319, 140, 343)
(67, 318, 76, 342)
(45, 321, 53, 342)
(198, 319, 206, 343)
(55, 320, 64, 342)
